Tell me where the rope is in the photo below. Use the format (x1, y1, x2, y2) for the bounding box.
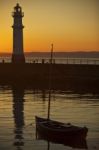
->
(23, 122, 34, 129)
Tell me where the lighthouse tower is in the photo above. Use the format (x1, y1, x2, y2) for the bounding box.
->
(12, 3, 25, 63)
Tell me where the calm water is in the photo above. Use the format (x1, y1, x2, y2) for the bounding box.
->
(0, 86, 99, 150)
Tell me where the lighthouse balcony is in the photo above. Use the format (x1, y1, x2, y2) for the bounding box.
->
(12, 12, 24, 17)
(12, 25, 24, 29)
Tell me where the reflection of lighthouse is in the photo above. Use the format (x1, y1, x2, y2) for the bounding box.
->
(12, 87, 25, 149)
(12, 3, 25, 63)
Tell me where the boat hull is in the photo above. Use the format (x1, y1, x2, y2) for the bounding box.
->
(35, 116, 88, 141)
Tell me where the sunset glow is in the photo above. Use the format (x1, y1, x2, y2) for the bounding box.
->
(0, 0, 99, 52)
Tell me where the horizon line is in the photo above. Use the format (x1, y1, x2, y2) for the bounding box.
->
(0, 51, 99, 54)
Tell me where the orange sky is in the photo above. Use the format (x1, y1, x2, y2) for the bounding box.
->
(0, 0, 99, 52)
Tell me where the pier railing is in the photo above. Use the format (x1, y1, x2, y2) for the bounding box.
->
(26, 58, 99, 65)
(0, 57, 99, 65)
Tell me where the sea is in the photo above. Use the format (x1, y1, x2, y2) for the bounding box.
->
(0, 86, 99, 150)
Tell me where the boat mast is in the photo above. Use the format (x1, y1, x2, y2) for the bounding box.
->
(47, 44, 53, 120)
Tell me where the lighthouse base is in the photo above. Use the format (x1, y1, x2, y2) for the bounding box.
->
(12, 54, 25, 63)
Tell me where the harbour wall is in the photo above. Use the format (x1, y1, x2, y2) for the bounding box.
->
(0, 63, 99, 91)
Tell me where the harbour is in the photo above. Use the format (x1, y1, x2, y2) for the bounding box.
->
(0, 86, 99, 150)
(0, 1, 99, 149)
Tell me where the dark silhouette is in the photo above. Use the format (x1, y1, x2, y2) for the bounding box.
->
(42, 59, 45, 64)
(37, 133, 88, 149)
(0, 63, 99, 93)
(12, 3, 25, 63)
(2, 59, 5, 63)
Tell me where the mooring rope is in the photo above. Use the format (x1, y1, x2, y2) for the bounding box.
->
(23, 122, 35, 129)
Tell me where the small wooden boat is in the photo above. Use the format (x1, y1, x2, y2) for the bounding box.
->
(36, 117, 88, 149)
(35, 116, 88, 141)
(35, 45, 88, 148)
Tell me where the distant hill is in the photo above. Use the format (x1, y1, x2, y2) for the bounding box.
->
(25, 52, 99, 58)
(0, 52, 99, 58)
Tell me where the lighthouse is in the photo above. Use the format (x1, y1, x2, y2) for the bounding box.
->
(12, 3, 25, 63)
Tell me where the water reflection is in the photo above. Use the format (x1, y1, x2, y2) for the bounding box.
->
(37, 128, 88, 149)
(12, 87, 25, 150)
(47, 142, 50, 150)
(0, 85, 98, 150)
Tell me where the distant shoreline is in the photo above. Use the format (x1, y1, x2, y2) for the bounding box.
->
(0, 51, 99, 58)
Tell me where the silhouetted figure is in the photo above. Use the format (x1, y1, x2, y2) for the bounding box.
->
(2, 59, 5, 63)
(42, 59, 45, 64)
(33, 60, 35, 63)
(12, 87, 25, 150)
